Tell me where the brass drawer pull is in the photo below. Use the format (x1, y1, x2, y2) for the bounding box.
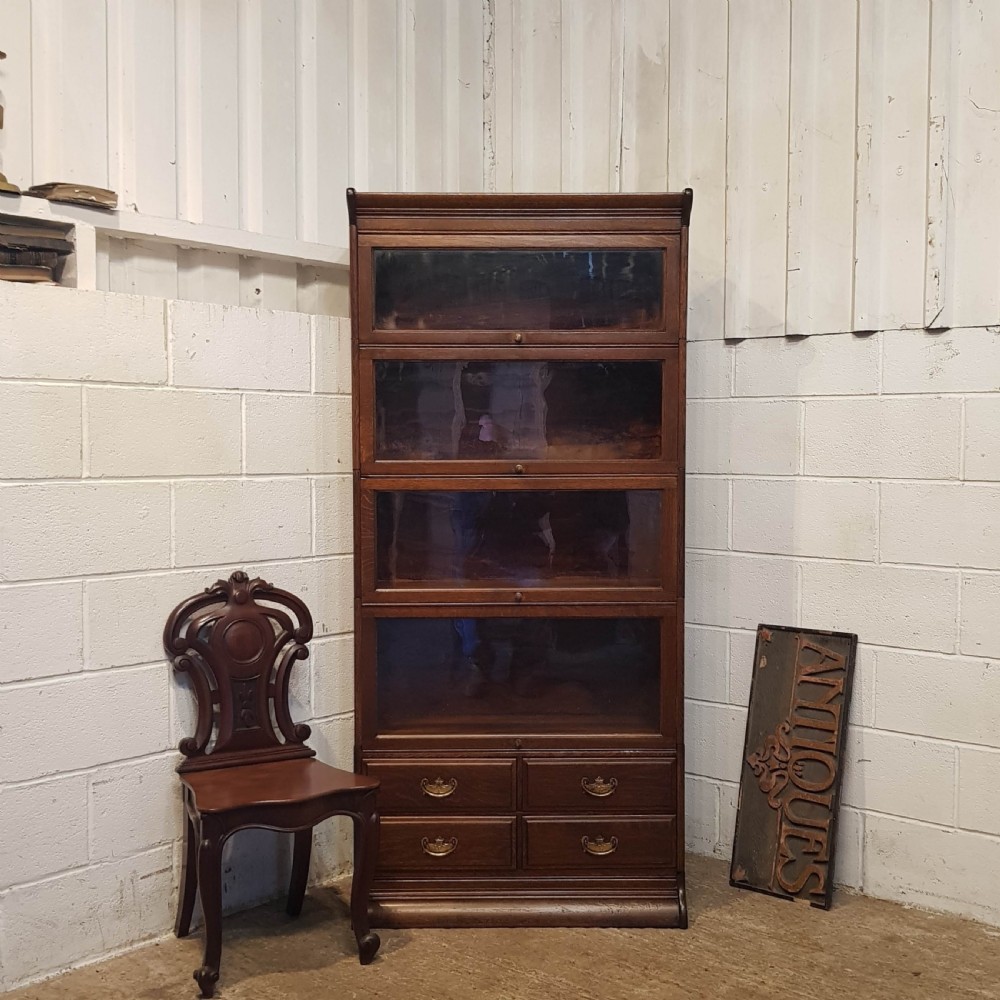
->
(421, 836, 458, 857)
(513, 463, 525, 474)
(421, 776, 458, 798)
(581, 776, 618, 798)
(581, 835, 618, 857)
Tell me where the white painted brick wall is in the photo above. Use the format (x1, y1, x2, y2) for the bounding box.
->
(684, 626, 729, 704)
(803, 397, 962, 479)
(957, 748, 1000, 836)
(960, 573, 1000, 658)
(1, 848, 174, 987)
(686, 552, 798, 630)
(684, 325, 1000, 930)
(0, 776, 90, 889)
(169, 300, 311, 391)
(314, 476, 354, 555)
(731, 478, 877, 560)
(172, 479, 313, 565)
(244, 394, 351, 474)
(0, 384, 82, 479)
(0, 285, 357, 993)
(4, 289, 1000, 990)
(880, 483, 1000, 569)
(734, 332, 880, 397)
(312, 317, 352, 395)
(881, 327, 1000, 394)
(0, 582, 84, 682)
(964, 397, 1000, 481)
(86, 388, 243, 478)
(0, 483, 172, 579)
(0, 285, 167, 384)
(688, 399, 801, 474)
(685, 477, 729, 550)
(864, 816, 1000, 925)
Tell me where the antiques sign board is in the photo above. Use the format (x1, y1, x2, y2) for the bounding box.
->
(730, 624, 857, 909)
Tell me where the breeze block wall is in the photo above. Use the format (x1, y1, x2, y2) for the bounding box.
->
(0, 281, 355, 990)
(682, 328, 1000, 926)
(3, 281, 1000, 991)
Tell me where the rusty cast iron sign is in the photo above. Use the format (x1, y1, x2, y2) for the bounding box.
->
(730, 624, 857, 909)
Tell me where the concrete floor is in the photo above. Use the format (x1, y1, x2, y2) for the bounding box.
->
(7, 856, 1000, 1000)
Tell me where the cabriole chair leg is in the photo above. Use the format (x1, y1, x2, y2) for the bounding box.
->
(351, 795, 381, 965)
(194, 832, 224, 998)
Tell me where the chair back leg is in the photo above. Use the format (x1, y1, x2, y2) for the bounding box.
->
(286, 828, 313, 917)
(176, 810, 199, 938)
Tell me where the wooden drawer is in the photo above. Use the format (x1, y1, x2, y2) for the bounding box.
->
(523, 758, 677, 813)
(379, 817, 515, 871)
(365, 759, 516, 814)
(523, 817, 676, 870)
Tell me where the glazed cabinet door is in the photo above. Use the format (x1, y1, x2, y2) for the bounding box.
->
(356, 233, 682, 347)
(358, 476, 678, 604)
(356, 603, 680, 751)
(357, 347, 680, 477)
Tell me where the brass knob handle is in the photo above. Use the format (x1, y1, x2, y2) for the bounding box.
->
(513, 463, 525, 474)
(581, 776, 618, 798)
(421, 836, 458, 857)
(420, 776, 458, 798)
(513, 332, 524, 344)
(514, 591, 524, 602)
(581, 835, 618, 856)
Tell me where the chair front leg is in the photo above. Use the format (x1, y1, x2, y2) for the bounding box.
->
(351, 792, 381, 965)
(176, 808, 199, 938)
(287, 828, 313, 917)
(194, 824, 225, 998)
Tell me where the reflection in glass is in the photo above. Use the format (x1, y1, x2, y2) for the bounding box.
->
(373, 249, 663, 330)
(375, 616, 660, 733)
(375, 490, 662, 589)
(374, 360, 662, 462)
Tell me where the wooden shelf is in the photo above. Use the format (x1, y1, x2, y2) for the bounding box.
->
(0, 191, 349, 291)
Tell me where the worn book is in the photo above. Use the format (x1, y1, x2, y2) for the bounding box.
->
(0, 221, 74, 254)
(0, 263, 55, 283)
(0, 249, 60, 268)
(26, 182, 117, 210)
(0, 231, 73, 254)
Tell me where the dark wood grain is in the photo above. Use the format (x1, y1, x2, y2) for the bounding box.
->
(350, 191, 690, 928)
(164, 572, 382, 997)
(523, 816, 677, 870)
(358, 475, 678, 605)
(378, 817, 515, 871)
(364, 759, 516, 814)
(522, 758, 677, 813)
(357, 345, 680, 478)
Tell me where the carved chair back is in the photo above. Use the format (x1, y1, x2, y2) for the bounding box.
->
(163, 570, 315, 773)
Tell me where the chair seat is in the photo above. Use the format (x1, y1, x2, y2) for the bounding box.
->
(181, 758, 379, 815)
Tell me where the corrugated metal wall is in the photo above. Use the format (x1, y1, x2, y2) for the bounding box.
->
(0, 1, 996, 336)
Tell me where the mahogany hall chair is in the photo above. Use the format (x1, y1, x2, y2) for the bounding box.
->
(163, 570, 380, 998)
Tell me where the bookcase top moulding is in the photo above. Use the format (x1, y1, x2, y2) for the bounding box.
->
(348, 189, 694, 230)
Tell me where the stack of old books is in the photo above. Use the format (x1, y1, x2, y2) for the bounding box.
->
(0, 218, 73, 283)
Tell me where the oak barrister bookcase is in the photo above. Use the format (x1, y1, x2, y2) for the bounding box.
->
(348, 190, 691, 927)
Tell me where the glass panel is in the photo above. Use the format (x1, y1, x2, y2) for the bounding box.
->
(373, 249, 663, 330)
(375, 616, 660, 734)
(375, 490, 662, 589)
(374, 360, 662, 462)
